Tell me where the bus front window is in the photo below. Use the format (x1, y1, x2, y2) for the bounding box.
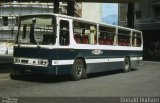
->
(17, 16, 56, 45)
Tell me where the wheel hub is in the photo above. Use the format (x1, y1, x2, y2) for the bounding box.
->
(75, 64, 83, 76)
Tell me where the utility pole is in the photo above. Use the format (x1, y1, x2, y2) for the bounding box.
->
(127, 3, 135, 28)
(54, 0, 59, 13)
(67, 0, 75, 16)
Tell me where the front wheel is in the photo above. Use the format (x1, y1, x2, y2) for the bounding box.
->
(123, 57, 131, 72)
(71, 59, 86, 81)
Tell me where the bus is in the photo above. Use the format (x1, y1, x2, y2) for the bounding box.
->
(11, 13, 143, 80)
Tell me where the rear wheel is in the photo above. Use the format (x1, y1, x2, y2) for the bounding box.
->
(123, 57, 131, 72)
(71, 59, 86, 81)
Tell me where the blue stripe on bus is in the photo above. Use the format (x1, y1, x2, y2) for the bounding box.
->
(14, 47, 143, 60)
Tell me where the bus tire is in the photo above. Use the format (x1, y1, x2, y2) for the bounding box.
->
(71, 59, 84, 81)
(82, 64, 87, 79)
(123, 57, 131, 72)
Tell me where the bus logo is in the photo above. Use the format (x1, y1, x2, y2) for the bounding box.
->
(91, 50, 103, 55)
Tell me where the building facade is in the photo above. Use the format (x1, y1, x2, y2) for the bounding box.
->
(119, 0, 160, 60)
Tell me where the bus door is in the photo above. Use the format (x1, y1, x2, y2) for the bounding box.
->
(57, 18, 73, 64)
(58, 18, 70, 46)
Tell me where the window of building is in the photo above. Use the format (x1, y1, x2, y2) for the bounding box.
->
(73, 21, 97, 45)
(135, 11, 141, 20)
(0, 17, 2, 26)
(118, 29, 131, 46)
(98, 26, 116, 45)
(153, 6, 160, 18)
(3, 17, 8, 26)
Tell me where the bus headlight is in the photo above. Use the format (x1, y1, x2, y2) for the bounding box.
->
(14, 58, 20, 63)
(38, 60, 48, 65)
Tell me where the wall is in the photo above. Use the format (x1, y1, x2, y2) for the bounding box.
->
(82, 3, 102, 22)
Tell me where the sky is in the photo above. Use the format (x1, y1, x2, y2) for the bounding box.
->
(102, 3, 118, 25)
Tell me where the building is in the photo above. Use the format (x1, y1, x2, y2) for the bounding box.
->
(82, 3, 102, 23)
(119, 0, 160, 60)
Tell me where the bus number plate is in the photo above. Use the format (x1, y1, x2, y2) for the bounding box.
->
(21, 60, 29, 64)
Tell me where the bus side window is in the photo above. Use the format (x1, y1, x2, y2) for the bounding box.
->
(73, 21, 97, 45)
(59, 20, 70, 46)
(98, 26, 115, 45)
(74, 33, 82, 43)
(118, 29, 131, 46)
(132, 32, 142, 47)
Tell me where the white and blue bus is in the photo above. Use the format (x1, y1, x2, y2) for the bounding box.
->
(11, 13, 143, 80)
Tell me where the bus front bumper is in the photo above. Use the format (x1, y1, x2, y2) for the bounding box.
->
(12, 64, 72, 75)
(12, 64, 57, 75)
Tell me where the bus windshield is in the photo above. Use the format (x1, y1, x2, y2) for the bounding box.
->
(17, 16, 56, 45)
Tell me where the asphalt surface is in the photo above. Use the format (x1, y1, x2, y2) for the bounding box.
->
(0, 61, 160, 97)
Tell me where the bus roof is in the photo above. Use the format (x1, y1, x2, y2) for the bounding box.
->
(18, 13, 142, 33)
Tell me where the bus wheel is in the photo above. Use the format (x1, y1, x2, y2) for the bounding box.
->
(123, 57, 131, 72)
(82, 64, 87, 79)
(71, 59, 84, 81)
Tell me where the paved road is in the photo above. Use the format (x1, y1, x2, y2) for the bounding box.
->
(0, 61, 160, 97)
